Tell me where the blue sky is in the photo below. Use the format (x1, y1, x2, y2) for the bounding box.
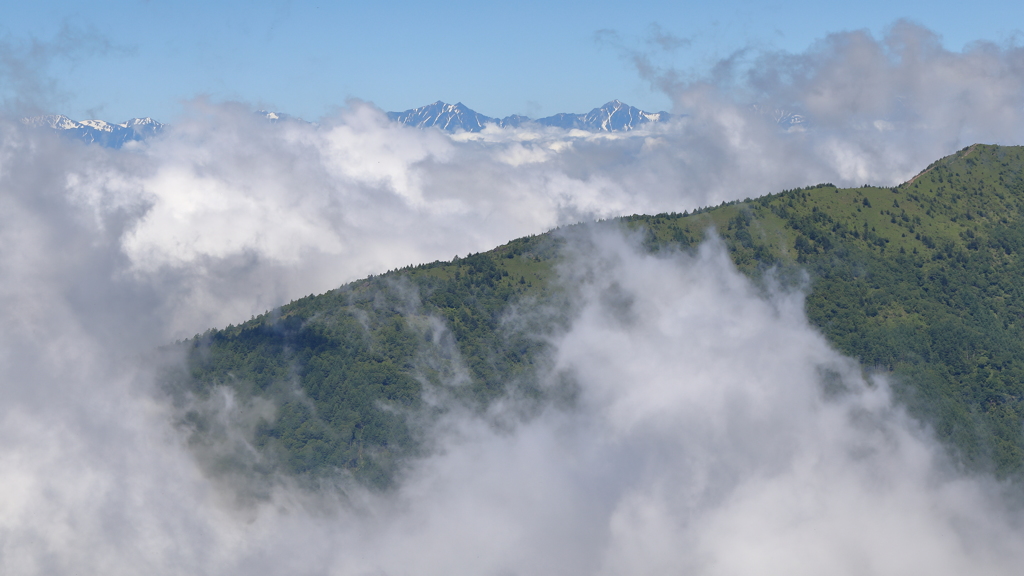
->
(3, 0, 1023, 122)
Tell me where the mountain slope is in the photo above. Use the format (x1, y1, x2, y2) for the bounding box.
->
(169, 144, 1024, 487)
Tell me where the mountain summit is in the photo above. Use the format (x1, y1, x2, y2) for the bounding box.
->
(22, 115, 164, 148)
(386, 101, 497, 132)
(387, 100, 672, 133)
(534, 99, 670, 131)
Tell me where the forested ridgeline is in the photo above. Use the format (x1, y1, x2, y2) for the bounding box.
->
(168, 144, 1024, 487)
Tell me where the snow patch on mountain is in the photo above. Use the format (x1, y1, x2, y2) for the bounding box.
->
(22, 115, 165, 148)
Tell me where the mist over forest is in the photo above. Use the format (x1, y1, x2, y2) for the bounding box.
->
(4, 22, 1024, 575)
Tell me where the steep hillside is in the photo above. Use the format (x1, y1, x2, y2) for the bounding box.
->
(168, 144, 1024, 487)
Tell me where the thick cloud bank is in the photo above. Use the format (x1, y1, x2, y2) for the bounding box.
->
(3, 215, 1024, 574)
(3, 21, 1024, 575)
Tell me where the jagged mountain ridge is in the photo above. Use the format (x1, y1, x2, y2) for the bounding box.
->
(27, 101, 670, 148)
(27, 99, 809, 148)
(387, 99, 672, 133)
(22, 115, 164, 148)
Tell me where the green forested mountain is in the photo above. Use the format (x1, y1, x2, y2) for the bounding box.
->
(169, 144, 1024, 487)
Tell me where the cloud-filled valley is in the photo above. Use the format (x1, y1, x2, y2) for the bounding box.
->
(3, 22, 1024, 574)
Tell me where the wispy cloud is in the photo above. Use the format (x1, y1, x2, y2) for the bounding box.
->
(0, 23, 128, 117)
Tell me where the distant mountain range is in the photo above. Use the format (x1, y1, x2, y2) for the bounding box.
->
(20, 101, 813, 149)
(23, 100, 675, 148)
(22, 115, 165, 148)
(387, 100, 672, 133)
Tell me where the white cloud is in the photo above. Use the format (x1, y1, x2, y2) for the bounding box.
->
(3, 20, 1024, 574)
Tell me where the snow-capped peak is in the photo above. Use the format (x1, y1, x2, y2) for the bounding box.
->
(22, 115, 166, 148)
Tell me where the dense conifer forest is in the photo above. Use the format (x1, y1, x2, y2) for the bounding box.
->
(168, 144, 1024, 487)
